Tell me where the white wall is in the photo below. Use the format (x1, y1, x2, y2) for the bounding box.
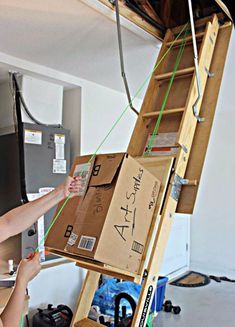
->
(81, 83, 141, 154)
(160, 214, 190, 278)
(21, 75, 63, 125)
(63, 87, 82, 161)
(190, 30, 235, 276)
(27, 262, 86, 320)
(0, 81, 15, 135)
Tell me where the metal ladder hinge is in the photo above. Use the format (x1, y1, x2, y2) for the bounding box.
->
(170, 174, 194, 201)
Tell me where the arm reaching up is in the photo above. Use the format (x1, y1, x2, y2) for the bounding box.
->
(0, 176, 80, 243)
(0, 252, 41, 327)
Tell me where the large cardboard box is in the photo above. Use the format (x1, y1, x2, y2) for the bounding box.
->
(46, 153, 161, 274)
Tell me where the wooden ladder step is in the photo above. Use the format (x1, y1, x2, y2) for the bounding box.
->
(155, 67, 194, 81)
(142, 108, 185, 119)
(167, 31, 205, 47)
(75, 318, 105, 327)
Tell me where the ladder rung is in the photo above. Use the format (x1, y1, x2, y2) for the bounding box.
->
(75, 318, 104, 327)
(142, 108, 185, 119)
(155, 67, 195, 81)
(167, 31, 205, 47)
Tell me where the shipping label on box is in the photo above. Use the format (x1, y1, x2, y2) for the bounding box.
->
(73, 160, 94, 196)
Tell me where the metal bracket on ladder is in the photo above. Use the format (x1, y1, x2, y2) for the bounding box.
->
(171, 174, 198, 201)
(170, 174, 183, 201)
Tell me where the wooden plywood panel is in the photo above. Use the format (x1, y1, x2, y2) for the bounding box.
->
(75, 318, 104, 327)
(0, 235, 21, 264)
(48, 248, 138, 282)
(177, 23, 233, 213)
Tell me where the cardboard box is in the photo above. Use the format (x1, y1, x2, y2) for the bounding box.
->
(45, 155, 92, 252)
(46, 153, 161, 274)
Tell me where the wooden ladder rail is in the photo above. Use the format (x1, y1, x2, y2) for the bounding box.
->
(72, 271, 101, 326)
(71, 14, 232, 327)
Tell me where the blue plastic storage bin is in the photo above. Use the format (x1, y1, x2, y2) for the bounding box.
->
(151, 276, 168, 312)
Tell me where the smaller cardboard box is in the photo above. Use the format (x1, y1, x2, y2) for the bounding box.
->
(45, 155, 92, 253)
(63, 153, 161, 274)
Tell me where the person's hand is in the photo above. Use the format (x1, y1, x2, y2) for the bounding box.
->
(16, 252, 41, 288)
(59, 176, 81, 199)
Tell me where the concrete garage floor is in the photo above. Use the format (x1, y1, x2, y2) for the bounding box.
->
(154, 281, 235, 327)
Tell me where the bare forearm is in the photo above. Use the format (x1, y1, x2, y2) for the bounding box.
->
(0, 176, 79, 243)
(0, 187, 64, 242)
(0, 281, 26, 327)
(1, 252, 41, 326)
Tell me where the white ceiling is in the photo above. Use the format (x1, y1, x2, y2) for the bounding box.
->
(0, 0, 160, 93)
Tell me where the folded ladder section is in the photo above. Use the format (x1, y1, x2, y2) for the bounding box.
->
(58, 14, 231, 327)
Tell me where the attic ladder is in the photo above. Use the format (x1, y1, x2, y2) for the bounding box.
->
(48, 14, 232, 327)
(127, 14, 219, 326)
